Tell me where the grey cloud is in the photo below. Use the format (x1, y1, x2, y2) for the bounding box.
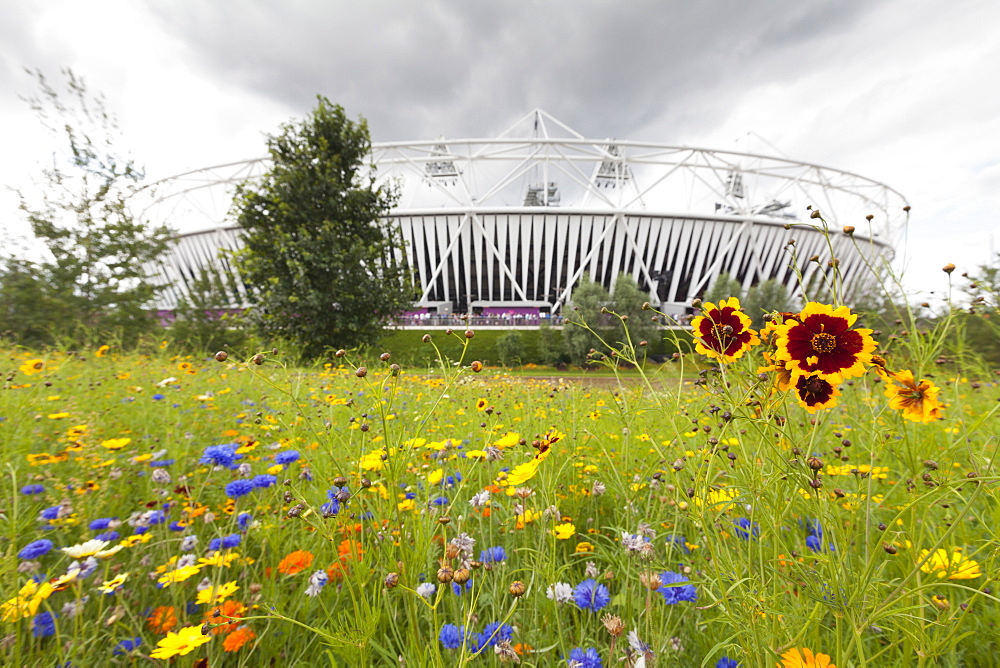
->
(142, 0, 887, 143)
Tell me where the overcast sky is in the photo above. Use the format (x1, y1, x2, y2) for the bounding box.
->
(2, 0, 997, 300)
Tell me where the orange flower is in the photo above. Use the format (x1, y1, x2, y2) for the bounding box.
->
(277, 549, 314, 575)
(337, 539, 363, 562)
(778, 647, 835, 668)
(203, 600, 246, 635)
(147, 605, 178, 634)
(223, 627, 257, 652)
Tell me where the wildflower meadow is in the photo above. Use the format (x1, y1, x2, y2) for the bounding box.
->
(2, 285, 998, 666)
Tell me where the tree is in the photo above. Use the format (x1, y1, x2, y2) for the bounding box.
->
(744, 279, 792, 329)
(232, 97, 412, 357)
(610, 273, 661, 347)
(9, 68, 172, 346)
(705, 271, 743, 304)
(495, 331, 524, 366)
(563, 278, 612, 366)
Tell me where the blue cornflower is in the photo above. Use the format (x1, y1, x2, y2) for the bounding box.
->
(168, 522, 186, 532)
(438, 624, 465, 649)
(252, 474, 277, 489)
(152, 393, 165, 401)
(95, 531, 120, 542)
(480, 546, 507, 563)
(572, 579, 610, 612)
(568, 647, 603, 667)
(452, 580, 473, 595)
(20, 484, 44, 495)
(113, 636, 143, 656)
(200, 444, 242, 468)
(133, 526, 148, 535)
(430, 496, 449, 506)
(89, 518, 115, 531)
(659, 571, 698, 604)
(225, 479, 256, 498)
(805, 518, 823, 538)
(146, 510, 167, 525)
(40, 506, 61, 521)
(665, 534, 691, 553)
(321, 499, 340, 516)
(478, 621, 513, 648)
(716, 657, 739, 668)
(150, 459, 174, 467)
(18, 539, 53, 560)
(275, 450, 300, 465)
(32, 611, 57, 638)
(208, 534, 242, 551)
(237, 512, 253, 530)
(733, 517, 759, 540)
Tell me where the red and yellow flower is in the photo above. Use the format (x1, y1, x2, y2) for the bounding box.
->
(884, 370, 944, 422)
(774, 302, 876, 382)
(691, 298, 760, 363)
(793, 374, 841, 413)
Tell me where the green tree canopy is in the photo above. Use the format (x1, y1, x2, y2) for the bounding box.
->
(563, 278, 612, 366)
(705, 271, 743, 305)
(6, 69, 171, 346)
(232, 97, 412, 357)
(744, 279, 792, 329)
(610, 272, 661, 346)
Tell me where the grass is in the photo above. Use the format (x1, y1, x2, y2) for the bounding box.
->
(1, 314, 998, 667)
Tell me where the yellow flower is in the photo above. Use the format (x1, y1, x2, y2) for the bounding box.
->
(492, 432, 520, 448)
(919, 548, 981, 580)
(95, 345, 110, 357)
(19, 359, 45, 376)
(553, 523, 576, 540)
(884, 370, 944, 422)
(397, 498, 415, 512)
(778, 647, 836, 668)
(120, 533, 152, 547)
(198, 551, 241, 568)
(98, 573, 129, 594)
(427, 468, 444, 485)
(502, 459, 541, 487)
(47, 412, 70, 419)
(575, 541, 594, 553)
(150, 625, 212, 659)
(157, 565, 203, 587)
(101, 437, 132, 451)
(195, 581, 239, 605)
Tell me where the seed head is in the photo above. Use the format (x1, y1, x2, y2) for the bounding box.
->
(335, 349, 346, 358)
(601, 613, 625, 638)
(465, 330, 475, 339)
(508, 580, 527, 597)
(384, 572, 399, 589)
(452, 568, 471, 585)
(251, 354, 264, 365)
(842, 226, 855, 236)
(437, 567, 454, 583)
(379, 352, 391, 362)
(356, 367, 368, 378)
(422, 334, 432, 343)
(214, 351, 228, 362)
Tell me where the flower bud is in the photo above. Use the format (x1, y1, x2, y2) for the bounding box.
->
(356, 367, 368, 378)
(470, 361, 484, 373)
(942, 263, 955, 274)
(384, 572, 399, 589)
(508, 580, 527, 597)
(214, 351, 228, 362)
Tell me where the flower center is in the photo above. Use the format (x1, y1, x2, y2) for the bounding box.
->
(712, 323, 734, 340)
(810, 332, 837, 353)
(805, 377, 827, 395)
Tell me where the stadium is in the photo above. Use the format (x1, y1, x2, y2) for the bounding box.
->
(139, 110, 908, 325)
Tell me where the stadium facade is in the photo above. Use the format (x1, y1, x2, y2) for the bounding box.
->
(140, 110, 908, 321)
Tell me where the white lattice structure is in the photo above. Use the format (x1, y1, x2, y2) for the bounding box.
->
(139, 110, 908, 316)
